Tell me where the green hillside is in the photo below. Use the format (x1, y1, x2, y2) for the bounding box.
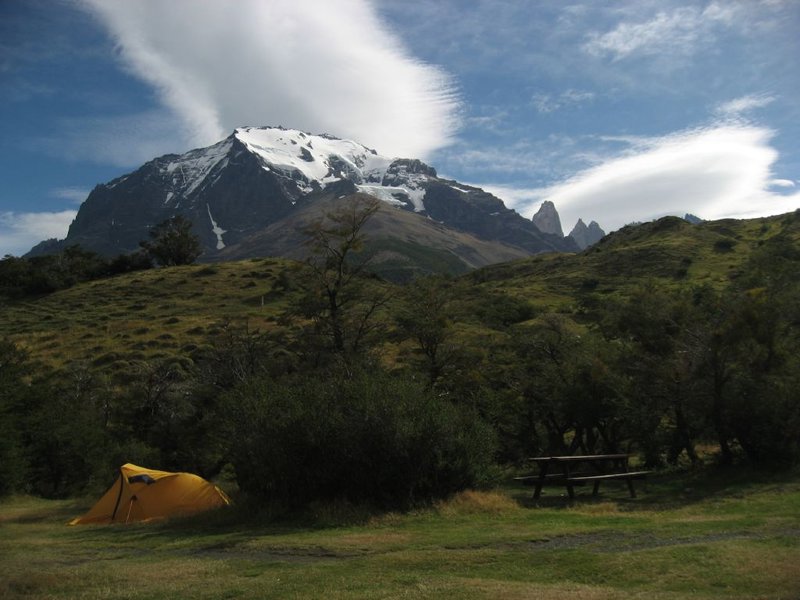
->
(5, 212, 797, 377)
(1, 210, 798, 504)
(469, 212, 800, 308)
(0, 258, 298, 375)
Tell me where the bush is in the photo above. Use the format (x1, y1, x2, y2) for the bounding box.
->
(107, 250, 153, 275)
(225, 367, 496, 509)
(473, 292, 536, 329)
(713, 238, 736, 252)
(140, 216, 202, 266)
(0, 339, 30, 495)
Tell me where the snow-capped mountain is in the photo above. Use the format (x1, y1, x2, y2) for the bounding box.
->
(30, 126, 578, 272)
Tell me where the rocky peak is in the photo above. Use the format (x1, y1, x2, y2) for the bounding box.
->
(28, 126, 579, 261)
(684, 213, 704, 224)
(531, 200, 564, 237)
(568, 219, 606, 250)
(381, 159, 437, 185)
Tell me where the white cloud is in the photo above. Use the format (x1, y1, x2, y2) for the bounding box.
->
(478, 124, 799, 233)
(584, 3, 741, 61)
(0, 210, 77, 257)
(79, 0, 460, 159)
(50, 187, 91, 204)
(715, 93, 776, 118)
(770, 179, 795, 188)
(531, 89, 595, 113)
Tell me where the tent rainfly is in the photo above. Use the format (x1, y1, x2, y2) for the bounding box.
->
(70, 463, 231, 525)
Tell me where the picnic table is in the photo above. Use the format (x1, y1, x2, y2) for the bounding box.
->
(516, 454, 651, 499)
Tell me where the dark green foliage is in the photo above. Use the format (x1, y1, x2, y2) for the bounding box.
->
(0, 246, 152, 298)
(140, 216, 202, 266)
(509, 316, 628, 459)
(713, 238, 736, 252)
(396, 276, 457, 386)
(0, 339, 30, 495)
(291, 197, 388, 360)
(107, 250, 153, 275)
(0, 246, 106, 296)
(3, 211, 800, 503)
(471, 291, 536, 329)
(22, 365, 114, 497)
(225, 366, 496, 509)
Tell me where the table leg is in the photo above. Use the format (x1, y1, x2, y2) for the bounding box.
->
(618, 457, 636, 498)
(627, 478, 637, 498)
(533, 461, 549, 499)
(565, 463, 575, 498)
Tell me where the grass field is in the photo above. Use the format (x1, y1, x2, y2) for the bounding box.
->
(2, 467, 798, 599)
(3, 212, 797, 380)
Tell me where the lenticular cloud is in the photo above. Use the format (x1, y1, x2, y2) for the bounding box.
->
(533, 125, 799, 231)
(80, 0, 459, 158)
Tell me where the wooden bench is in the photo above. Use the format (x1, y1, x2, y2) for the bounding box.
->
(566, 470, 651, 498)
(520, 455, 651, 499)
(514, 471, 595, 484)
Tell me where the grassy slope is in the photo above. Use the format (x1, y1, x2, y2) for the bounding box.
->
(468, 212, 800, 309)
(1, 469, 798, 599)
(2, 212, 797, 377)
(2, 213, 799, 598)
(0, 258, 297, 375)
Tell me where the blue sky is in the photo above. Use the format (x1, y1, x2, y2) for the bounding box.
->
(1, 0, 799, 256)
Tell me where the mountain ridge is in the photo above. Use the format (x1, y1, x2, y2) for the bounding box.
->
(28, 126, 579, 274)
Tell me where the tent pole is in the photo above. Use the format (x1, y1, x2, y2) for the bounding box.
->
(110, 467, 125, 522)
(125, 497, 135, 524)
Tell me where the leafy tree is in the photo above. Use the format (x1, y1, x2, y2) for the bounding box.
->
(225, 365, 495, 509)
(0, 339, 30, 495)
(140, 216, 202, 266)
(24, 364, 113, 497)
(107, 250, 153, 275)
(0, 245, 108, 297)
(396, 276, 458, 387)
(294, 197, 387, 361)
(719, 231, 800, 462)
(602, 283, 703, 466)
(1, 246, 151, 299)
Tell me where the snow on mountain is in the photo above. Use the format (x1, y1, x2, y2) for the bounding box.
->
(106, 137, 233, 200)
(146, 126, 433, 214)
(162, 138, 233, 201)
(236, 126, 392, 185)
(32, 125, 579, 262)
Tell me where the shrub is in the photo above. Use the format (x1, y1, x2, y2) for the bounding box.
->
(140, 216, 202, 266)
(225, 367, 496, 509)
(473, 292, 536, 329)
(714, 238, 736, 252)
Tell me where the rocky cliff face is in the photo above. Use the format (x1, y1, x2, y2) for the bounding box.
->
(684, 213, 704, 224)
(531, 200, 564, 237)
(568, 219, 606, 249)
(29, 126, 578, 261)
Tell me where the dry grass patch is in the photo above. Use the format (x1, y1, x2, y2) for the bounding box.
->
(333, 531, 415, 550)
(436, 490, 520, 516)
(454, 578, 688, 600)
(568, 502, 621, 515)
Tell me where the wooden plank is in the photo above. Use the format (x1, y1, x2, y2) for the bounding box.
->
(566, 470, 651, 482)
(529, 454, 630, 462)
(515, 472, 595, 483)
(515, 476, 591, 487)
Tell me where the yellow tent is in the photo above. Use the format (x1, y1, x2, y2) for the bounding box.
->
(70, 463, 231, 525)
